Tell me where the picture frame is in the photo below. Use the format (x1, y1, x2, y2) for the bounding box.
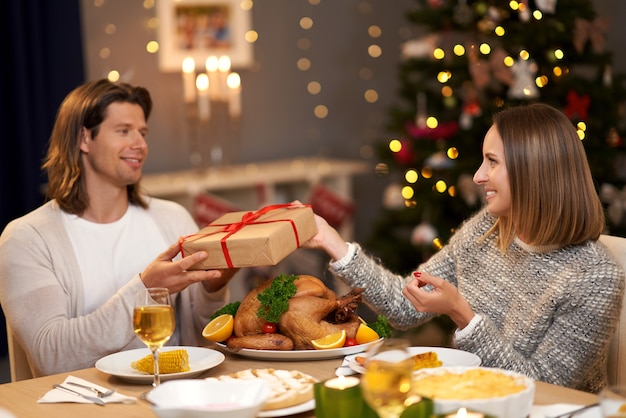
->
(156, 0, 253, 72)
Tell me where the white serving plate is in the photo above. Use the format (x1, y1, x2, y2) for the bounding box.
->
(216, 338, 381, 360)
(346, 346, 481, 374)
(414, 366, 535, 418)
(95, 346, 225, 384)
(257, 399, 315, 417)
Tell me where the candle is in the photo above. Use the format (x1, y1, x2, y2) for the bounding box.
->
(441, 407, 489, 418)
(226, 72, 241, 119)
(315, 377, 375, 418)
(325, 375, 360, 390)
(196, 73, 210, 121)
(205, 55, 219, 100)
(182, 56, 196, 103)
(217, 55, 231, 100)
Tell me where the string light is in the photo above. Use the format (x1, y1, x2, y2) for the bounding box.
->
(389, 139, 402, 152)
(405, 169, 419, 183)
(401, 186, 415, 199)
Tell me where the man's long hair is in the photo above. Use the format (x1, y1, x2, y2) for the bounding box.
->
(42, 79, 153, 214)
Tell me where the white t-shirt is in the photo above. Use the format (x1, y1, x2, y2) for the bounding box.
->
(62, 205, 168, 313)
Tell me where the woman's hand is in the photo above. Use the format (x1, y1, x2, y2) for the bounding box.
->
(140, 242, 238, 294)
(402, 272, 475, 329)
(301, 213, 349, 261)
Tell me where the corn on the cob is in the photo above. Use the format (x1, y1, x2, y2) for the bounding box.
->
(412, 351, 442, 370)
(131, 349, 190, 374)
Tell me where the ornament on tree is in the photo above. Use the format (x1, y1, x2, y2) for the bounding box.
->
(453, 0, 474, 27)
(564, 90, 590, 121)
(468, 46, 513, 89)
(606, 128, 623, 148)
(427, 0, 444, 8)
(508, 57, 539, 99)
(459, 83, 482, 130)
(411, 222, 438, 246)
(518, 0, 531, 22)
(425, 151, 455, 170)
(401, 34, 440, 60)
(600, 183, 626, 226)
(383, 183, 405, 209)
(392, 138, 415, 165)
(406, 119, 459, 140)
(457, 174, 484, 207)
(573, 17, 608, 54)
(477, 6, 507, 33)
(535, 0, 557, 14)
(415, 92, 427, 128)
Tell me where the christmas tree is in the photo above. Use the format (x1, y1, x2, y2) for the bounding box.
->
(367, 0, 626, 275)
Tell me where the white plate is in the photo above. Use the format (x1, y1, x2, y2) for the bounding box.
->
(257, 399, 315, 417)
(217, 339, 381, 360)
(346, 346, 481, 374)
(95, 346, 225, 384)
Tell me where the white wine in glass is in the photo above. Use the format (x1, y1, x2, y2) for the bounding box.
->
(360, 338, 414, 418)
(133, 287, 175, 387)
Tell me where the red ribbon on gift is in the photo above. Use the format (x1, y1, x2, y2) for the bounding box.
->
(179, 203, 311, 268)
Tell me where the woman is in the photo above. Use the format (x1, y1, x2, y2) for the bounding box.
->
(306, 103, 624, 392)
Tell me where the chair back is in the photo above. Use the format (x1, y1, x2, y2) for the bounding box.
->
(6, 324, 33, 381)
(600, 234, 626, 386)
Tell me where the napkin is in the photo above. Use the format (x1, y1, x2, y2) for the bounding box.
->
(38, 375, 137, 405)
(335, 355, 359, 376)
(530, 403, 601, 418)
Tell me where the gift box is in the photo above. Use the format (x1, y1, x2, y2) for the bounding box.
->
(180, 204, 318, 270)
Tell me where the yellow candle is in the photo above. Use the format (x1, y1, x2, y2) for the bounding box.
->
(205, 55, 219, 100)
(217, 55, 231, 100)
(315, 376, 367, 418)
(445, 407, 485, 418)
(226, 72, 241, 119)
(182, 56, 196, 103)
(195, 73, 210, 121)
(324, 375, 360, 390)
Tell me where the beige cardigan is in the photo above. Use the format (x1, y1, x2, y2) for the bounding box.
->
(0, 197, 228, 377)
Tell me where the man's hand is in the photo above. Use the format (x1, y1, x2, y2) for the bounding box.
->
(140, 242, 237, 294)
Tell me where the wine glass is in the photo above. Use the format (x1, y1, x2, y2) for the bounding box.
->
(133, 287, 175, 387)
(360, 338, 415, 418)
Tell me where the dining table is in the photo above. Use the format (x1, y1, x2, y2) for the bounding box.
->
(0, 343, 599, 418)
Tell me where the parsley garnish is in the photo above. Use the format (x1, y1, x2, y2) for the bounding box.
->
(210, 301, 241, 320)
(256, 274, 298, 323)
(369, 315, 392, 339)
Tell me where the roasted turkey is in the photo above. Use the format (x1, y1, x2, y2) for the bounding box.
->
(228, 275, 363, 350)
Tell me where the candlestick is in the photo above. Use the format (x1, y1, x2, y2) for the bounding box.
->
(205, 55, 219, 100)
(226, 72, 241, 119)
(438, 407, 493, 418)
(315, 377, 376, 418)
(196, 73, 210, 121)
(217, 55, 231, 100)
(182, 56, 196, 103)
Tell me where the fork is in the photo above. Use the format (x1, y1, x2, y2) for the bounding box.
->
(67, 381, 115, 398)
(546, 402, 600, 418)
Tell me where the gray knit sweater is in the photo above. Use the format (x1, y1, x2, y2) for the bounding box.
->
(330, 208, 624, 393)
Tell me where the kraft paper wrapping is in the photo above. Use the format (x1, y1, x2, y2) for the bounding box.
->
(180, 205, 317, 270)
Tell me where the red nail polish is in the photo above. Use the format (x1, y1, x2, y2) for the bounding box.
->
(413, 271, 422, 278)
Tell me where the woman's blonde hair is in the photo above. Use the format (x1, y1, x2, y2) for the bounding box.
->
(490, 103, 605, 250)
(42, 79, 152, 215)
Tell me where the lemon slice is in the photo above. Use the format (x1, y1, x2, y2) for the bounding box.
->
(311, 330, 346, 350)
(355, 323, 380, 345)
(202, 314, 234, 342)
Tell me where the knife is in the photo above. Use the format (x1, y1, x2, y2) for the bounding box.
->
(53, 384, 105, 406)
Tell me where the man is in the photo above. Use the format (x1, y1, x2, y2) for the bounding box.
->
(0, 79, 236, 377)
